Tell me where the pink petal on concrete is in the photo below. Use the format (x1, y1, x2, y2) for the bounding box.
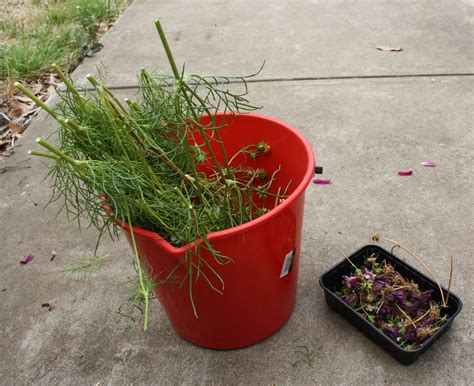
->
(20, 254, 33, 265)
(313, 179, 332, 185)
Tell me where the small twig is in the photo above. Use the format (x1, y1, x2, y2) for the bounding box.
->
(391, 285, 410, 291)
(375, 298, 385, 315)
(446, 256, 453, 306)
(335, 247, 359, 272)
(274, 186, 282, 209)
(391, 244, 400, 255)
(396, 304, 417, 329)
(411, 308, 431, 325)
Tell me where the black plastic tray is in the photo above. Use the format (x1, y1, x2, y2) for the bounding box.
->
(319, 245, 462, 365)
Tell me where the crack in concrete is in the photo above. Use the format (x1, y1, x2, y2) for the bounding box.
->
(78, 72, 474, 91)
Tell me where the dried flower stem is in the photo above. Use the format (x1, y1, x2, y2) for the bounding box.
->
(374, 236, 447, 307)
(396, 304, 417, 329)
(411, 308, 431, 325)
(335, 247, 359, 272)
(446, 256, 453, 306)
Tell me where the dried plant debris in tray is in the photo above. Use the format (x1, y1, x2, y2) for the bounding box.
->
(337, 254, 448, 350)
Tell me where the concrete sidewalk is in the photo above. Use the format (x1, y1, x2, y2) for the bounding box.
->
(1, 0, 473, 384)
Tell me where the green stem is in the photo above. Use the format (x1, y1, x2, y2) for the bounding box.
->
(154, 20, 229, 185)
(182, 83, 231, 174)
(155, 20, 181, 79)
(86, 74, 128, 114)
(64, 119, 86, 134)
(125, 98, 140, 113)
(183, 87, 228, 184)
(51, 64, 75, 92)
(174, 187, 193, 210)
(15, 82, 58, 119)
(51, 64, 86, 108)
(228, 144, 254, 166)
(127, 215, 150, 331)
(29, 150, 60, 160)
(188, 255, 198, 318)
(36, 138, 78, 165)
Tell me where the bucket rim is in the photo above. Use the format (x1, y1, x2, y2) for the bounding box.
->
(120, 112, 315, 254)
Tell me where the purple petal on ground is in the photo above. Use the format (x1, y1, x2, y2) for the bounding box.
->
(20, 254, 33, 265)
(421, 161, 436, 167)
(50, 250, 57, 261)
(41, 303, 53, 311)
(398, 170, 413, 176)
(313, 179, 332, 185)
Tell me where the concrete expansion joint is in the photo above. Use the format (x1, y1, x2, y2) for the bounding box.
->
(76, 72, 474, 92)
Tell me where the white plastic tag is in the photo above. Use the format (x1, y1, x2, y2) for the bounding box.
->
(280, 249, 295, 278)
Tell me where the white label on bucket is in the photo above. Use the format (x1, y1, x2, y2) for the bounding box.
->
(280, 249, 295, 278)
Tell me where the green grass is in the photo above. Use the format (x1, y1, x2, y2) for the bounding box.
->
(0, 0, 130, 80)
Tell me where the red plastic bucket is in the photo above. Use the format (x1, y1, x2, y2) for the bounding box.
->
(122, 113, 314, 348)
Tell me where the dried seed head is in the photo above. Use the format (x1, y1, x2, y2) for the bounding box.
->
(257, 141, 271, 153)
(372, 234, 381, 242)
(257, 168, 268, 179)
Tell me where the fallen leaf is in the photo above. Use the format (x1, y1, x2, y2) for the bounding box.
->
(20, 254, 33, 265)
(0, 112, 10, 126)
(98, 21, 109, 33)
(313, 179, 332, 185)
(421, 161, 436, 167)
(376, 46, 402, 52)
(29, 83, 43, 95)
(14, 95, 33, 104)
(7, 121, 26, 134)
(41, 303, 53, 311)
(398, 170, 413, 176)
(10, 102, 32, 118)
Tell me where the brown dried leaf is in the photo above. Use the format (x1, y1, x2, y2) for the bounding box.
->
(376, 46, 402, 52)
(10, 102, 32, 118)
(14, 95, 34, 104)
(98, 21, 110, 33)
(29, 83, 43, 95)
(8, 121, 26, 134)
(47, 73, 56, 85)
(0, 113, 10, 127)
